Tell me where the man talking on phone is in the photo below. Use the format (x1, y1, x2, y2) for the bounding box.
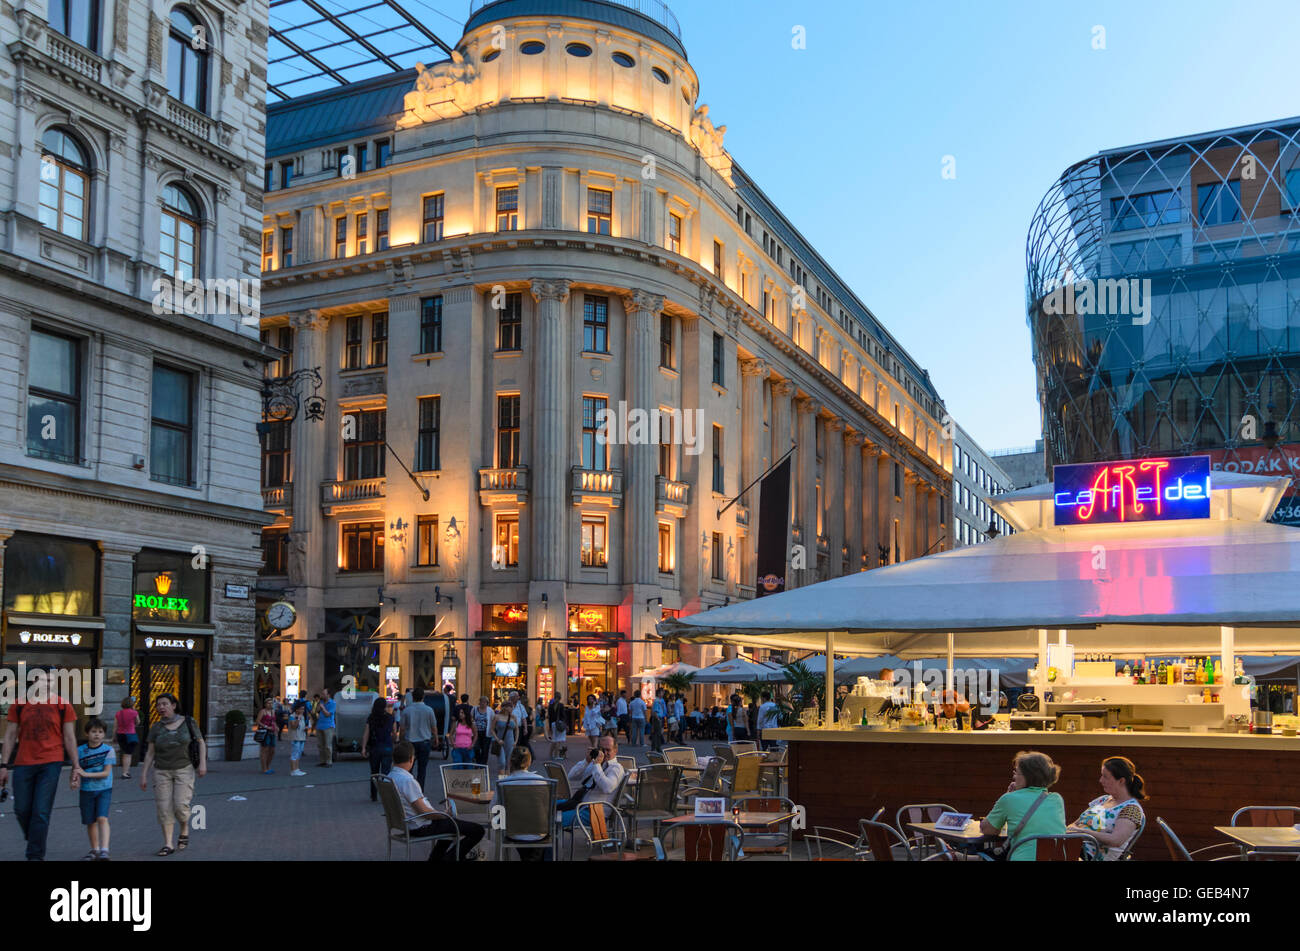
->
(559, 734, 624, 829)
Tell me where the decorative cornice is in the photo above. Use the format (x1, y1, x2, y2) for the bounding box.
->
(530, 278, 572, 303)
(828, 417, 847, 434)
(770, 378, 795, 399)
(290, 308, 325, 331)
(739, 358, 770, 379)
(621, 289, 664, 315)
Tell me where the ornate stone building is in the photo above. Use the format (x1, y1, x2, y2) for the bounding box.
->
(0, 0, 270, 735)
(258, 0, 951, 705)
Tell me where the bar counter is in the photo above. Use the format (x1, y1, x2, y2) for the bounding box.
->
(766, 727, 1300, 860)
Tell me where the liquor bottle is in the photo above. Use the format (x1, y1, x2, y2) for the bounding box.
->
(1122, 661, 1132, 680)
(1183, 659, 1194, 685)
(1158, 659, 1167, 684)
(1195, 658, 1205, 685)
(1213, 659, 1222, 685)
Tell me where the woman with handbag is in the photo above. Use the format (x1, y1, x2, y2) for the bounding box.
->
(361, 697, 397, 801)
(491, 699, 518, 772)
(255, 697, 278, 775)
(139, 693, 206, 856)
(978, 751, 1066, 860)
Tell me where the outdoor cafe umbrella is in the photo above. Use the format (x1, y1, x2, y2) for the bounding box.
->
(630, 661, 701, 681)
(690, 656, 786, 683)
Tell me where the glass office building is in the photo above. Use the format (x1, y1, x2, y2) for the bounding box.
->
(1026, 118, 1300, 524)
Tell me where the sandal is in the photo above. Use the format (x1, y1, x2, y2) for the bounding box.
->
(178, 835, 189, 851)
(156, 846, 175, 857)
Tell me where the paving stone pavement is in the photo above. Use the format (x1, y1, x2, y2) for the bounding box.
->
(0, 735, 744, 861)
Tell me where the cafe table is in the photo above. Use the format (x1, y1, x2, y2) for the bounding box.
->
(907, 819, 1003, 857)
(1213, 825, 1300, 855)
(445, 789, 494, 806)
(659, 812, 796, 861)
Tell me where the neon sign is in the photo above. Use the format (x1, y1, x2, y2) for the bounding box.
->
(1054, 456, 1211, 526)
(134, 594, 191, 612)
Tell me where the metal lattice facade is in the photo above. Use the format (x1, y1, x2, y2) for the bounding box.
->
(1026, 119, 1300, 524)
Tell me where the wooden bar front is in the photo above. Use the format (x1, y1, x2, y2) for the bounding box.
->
(767, 728, 1300, 860)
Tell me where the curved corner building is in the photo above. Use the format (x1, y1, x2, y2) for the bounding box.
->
(258, 0, 951, 703)
(1026, 118, 1300, 525)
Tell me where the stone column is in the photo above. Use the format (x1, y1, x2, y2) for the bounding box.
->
(768, 378, 795, 586)
(679, 313, 704, 591)
(794, 397, 819, 587)
(904, 469, 920, 562)
(824, 418, 845, 577)
(621, 289, 664, 588)
(861, 442, 879, 568)
(739, 359, 769, 588)
(877, 451, 894, 566)
(530, 279, 573, 580)
(846, 431, 864, 571)
(99, 542, 142, 715)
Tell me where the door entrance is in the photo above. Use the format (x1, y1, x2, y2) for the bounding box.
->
(131, 655, 204, 734)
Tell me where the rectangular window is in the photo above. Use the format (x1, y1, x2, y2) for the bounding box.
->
(1197, 181, 1242, 226)
(335, 148, 348, 176)
(260, 326, 294, 379)
(667, 212, 682, 254)
(376, 208, 389, 250)
(658, 522, 673, 573)
(280, 226, 293, 267)
(495, 514, 519, 567)
(416, 514, 438, 566)
(582, 396, 608, 471)
(334, 217, 347, 258)
(581, 515, 607, 567)
(496, 186, 519, 231)
(376, 139, 391, 168)
(659, 314, 674, 369)
(369, 313, 387, 367)
(1109, 188, 1182, 231)
(713, 240, 723, 279)
(263, 165, 273, 192)
(1288, 169, 1300, 211)
(416, 396, 440, 471)
(261, 418, 291, 487)
(744, 212, 752, 235)
(354, 143, 368, 174)
(658, 412, 673, 478)
(423, 193, 444, 242)
(711, 532, 723, 581)
(344, 315, 363, 370)
(586, 187, 612, 235)
(340, 521, 384, 572)
(355, 213, 368, 255)
(497, 395, 521, 468)
(26, 328, 81, 463)
(894, 462, 902, 499)
(712, 424, 724, 494)
(261, 230, 274, 271)
(497, 292, 522, 351)
(279, 161, 294, 189)
(260, 528, 288, 575)
(419, 296, 443, 354)
(150, 364, 193, 486)
(712, 333, 724, 387)
(583, 295, 609, 353)
(342, 409, 385, 480)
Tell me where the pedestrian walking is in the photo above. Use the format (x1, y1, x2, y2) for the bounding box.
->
(401, 686, 436, 788)
(582, 695, 605, 749)
(627, 691, 646, 746)
(274, 696, 289, 735)
(139, 693, 206, 856)
(727, 695, 749, 742)
(315, 687, 337, 766)
(648, 707, 665, 752)
(492, 700, 518, 771)
(534, 695, 547, 744)
(547, 695, 569, 761)
(255, 697, 278, 774)
(288, 700, 309, 776)
(361, 697, 397, 801)
(0, 667, 79, 861)
(615, 690, 629, 742)
(472, 696, 493, 766)
(450, 707, 476, 764)
(115, 695, 139, 779)
(73, 717, 115, 861)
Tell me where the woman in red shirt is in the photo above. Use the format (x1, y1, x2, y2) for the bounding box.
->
(115, 696, 140, 780)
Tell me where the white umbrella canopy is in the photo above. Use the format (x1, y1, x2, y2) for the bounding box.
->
(690, 656, 786, 683)
(630, 661, 701, 681)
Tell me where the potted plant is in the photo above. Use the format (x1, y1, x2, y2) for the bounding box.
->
(224, 708, 247, 762)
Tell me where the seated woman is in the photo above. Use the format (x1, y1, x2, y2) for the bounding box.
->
(979, 751, 1067, 860)
(1069, 756, 1146, 860)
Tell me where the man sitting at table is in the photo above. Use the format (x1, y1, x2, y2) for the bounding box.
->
(979, 751, 1066, 860)
(387, 741, 485, 861)
(560, 734, 626, 829)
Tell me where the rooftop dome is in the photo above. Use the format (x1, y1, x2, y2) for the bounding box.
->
(464, 0, 686, 60)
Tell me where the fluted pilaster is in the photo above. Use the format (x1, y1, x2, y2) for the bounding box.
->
(530, 278, 572, 579)
(621, 288, 665, 586)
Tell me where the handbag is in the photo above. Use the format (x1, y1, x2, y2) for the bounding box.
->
(253, 727, 269, 745)
(1017, 693, 1040, 713)
(185, 717, 202, 769)
(490, 719, 504, 755)
(985, 790, 1049, 861)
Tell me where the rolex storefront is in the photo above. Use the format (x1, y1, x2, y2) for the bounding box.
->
(129, 549, 213, 734)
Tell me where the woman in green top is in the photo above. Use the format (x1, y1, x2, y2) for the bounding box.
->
(139, 693, 207, 856)
(979, 751, 1067, 860)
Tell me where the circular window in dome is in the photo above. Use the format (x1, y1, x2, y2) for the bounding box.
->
(652, 66, 670, 84)
(482, 48, 501, 62)
(520, 40, 545, 55)
(611, 51, 635, 68)
(566, 42, 592, 57)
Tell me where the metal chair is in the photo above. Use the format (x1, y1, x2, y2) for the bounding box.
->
(374, 774, 461, 861)
(1112, 811, 1146, 861)
(711, 744, 737, 767)
(1017, 832, 1099, 861)
(542, 761, 572, 799)
(654, 819, 747, 861)
(1156, 817, 1243, 861)
(624, 763, 682, 844)
(758, 746, 787, 796)
(438, 762, 492, 825)
(646, 749, 667, 765)
(1229, 805, 1300, 860)
(802, 807, 886, 861)
(573, 801, 630, 859)
(722, 751, 763, 798)
(895, 802, 958, 859)
(730, 796, 797, 859)
(678, 758, 725, 810)
(858, 818, 917, 861)
(730, 740, 758, 755)
(493, 778, 559, 861)
(616, 755, 638, 776)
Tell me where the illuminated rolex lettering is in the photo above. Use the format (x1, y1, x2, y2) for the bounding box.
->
(1054, 456, 1210, 526)
(133, 594, 191, 612)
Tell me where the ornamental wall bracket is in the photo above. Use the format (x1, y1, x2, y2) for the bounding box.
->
(259, 367, 326, 434)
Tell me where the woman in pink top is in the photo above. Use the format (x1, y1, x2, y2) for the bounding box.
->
(115, 696, 140, 779)
(451, 707, 476, 765)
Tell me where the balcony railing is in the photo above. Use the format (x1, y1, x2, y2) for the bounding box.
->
(734, 502, 750, 529)
(655, 475, 690, 515)
(167, 99, 212, 140)
(571, 467, 623, 507)
(479, 466, 529, 506)
(262, 484, 293, 511)
(46, 32, 101, 82)
(320, 477, 385, 510)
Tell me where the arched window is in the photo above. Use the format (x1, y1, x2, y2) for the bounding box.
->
(38, 128, 90, 241)
(160, 184, 199, 280)
(167, 7, 208, 112)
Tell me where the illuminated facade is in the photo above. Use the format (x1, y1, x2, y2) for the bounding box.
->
(0, 0, 271, 734)
(1026, 118, 1300, 526)
(259, 0, 951, 703)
